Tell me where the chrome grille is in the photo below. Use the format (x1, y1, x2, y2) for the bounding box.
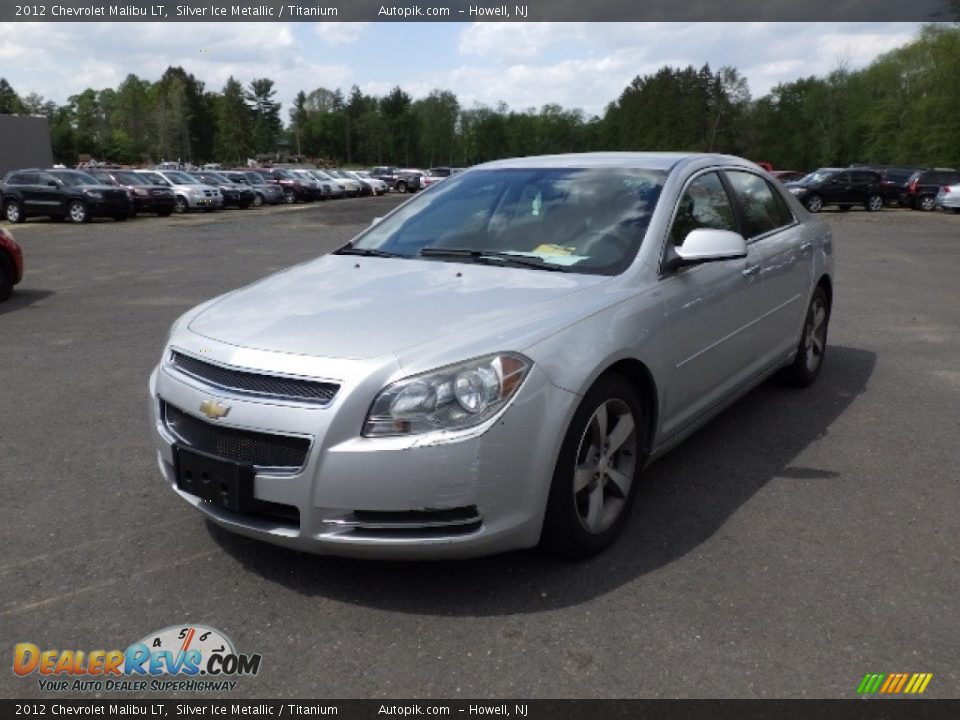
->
(163, 402, 310, 469)
(169, 351, 339, 405)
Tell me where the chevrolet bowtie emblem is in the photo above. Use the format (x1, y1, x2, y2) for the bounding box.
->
(199, 399, 231, 420)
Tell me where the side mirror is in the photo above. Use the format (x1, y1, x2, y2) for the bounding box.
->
(371, 216, 383, 226)
(674, 228, 747, 266)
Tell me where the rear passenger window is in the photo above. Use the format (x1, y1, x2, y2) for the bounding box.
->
(669, 172, 737, 246)
(725, 170, 791, 238)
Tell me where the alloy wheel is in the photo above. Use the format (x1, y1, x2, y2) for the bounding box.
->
(804, 296, 828, 373)
(573, 398, 638, 535)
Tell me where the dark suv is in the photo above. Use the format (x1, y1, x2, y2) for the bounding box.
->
(783, 168, 884, 213)
(87, 168, 176, 217)
(2, 168, 133, 223)
(900, 169, 960, 211)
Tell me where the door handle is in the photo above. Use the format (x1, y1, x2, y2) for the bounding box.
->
(742, 263, 761, 277)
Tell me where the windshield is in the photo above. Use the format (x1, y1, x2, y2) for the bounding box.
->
(800, 170, 838, 184)
(348, 167, 665, 275)
(242, 172, 265, 185)
(52, 170, 101, 186)
(163, 171, 197, 184)
(115, 171, 147, 185)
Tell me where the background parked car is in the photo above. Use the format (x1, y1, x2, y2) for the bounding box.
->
(770, 170, 805, 183)
(869, 166, 925, 207)
(901, 169, 960, 211)
(369, 166, 423, 193)
(87, 168, 176, 217)
(193, 171, 255, 209)
(224, 170, 284, 206)
(935, 183, 960, 213)
(0, 227, 23, 302)
(255, 168, 317, 203)
(2, 168, 132, 223)
(135, 170, 222, 213)
(346, 170, 387, 195)
(307, 170, 345, 198)
(784, 168, 884, 213)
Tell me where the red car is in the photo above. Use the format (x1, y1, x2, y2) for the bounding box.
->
(0, 227, 24, 302)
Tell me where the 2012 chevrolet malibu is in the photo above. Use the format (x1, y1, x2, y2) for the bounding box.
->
(149, 153, 833, 559)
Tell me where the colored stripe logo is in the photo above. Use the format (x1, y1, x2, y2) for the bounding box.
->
(857, 673, 933, 694)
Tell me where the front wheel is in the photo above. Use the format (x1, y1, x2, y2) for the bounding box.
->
(866, 194, 883, 212)
(67, 200, 89, 223)
(174, 196, 188, 213)
(781, 286, 830, 387)
(284, 189, 296, 204)
(541, 375, 645, 558)
(805, 194, 823, 213)
(253, 193, 264, 207)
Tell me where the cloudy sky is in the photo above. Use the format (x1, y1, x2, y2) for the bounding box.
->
(0, 22, 922, 116)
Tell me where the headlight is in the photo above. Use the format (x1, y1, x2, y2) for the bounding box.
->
(363, 353, 531, 437)
(190, 189, 203, 197)
(84, 190, 103, 199)
(788, 187, 804, 195)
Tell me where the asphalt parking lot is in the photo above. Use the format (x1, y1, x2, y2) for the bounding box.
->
(1, 200, 958, 699)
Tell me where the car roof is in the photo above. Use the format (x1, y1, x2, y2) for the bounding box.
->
(477, 152, 752, 172)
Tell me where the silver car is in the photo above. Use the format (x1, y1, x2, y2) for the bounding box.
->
(149, 153, 833, 559)
(935, 183, 960, 213)
(136, 170, 222, 212)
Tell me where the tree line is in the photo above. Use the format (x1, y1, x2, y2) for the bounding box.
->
(1, 24, 957, 171)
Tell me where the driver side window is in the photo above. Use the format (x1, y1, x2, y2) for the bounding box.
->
(669, 172, 737, 246)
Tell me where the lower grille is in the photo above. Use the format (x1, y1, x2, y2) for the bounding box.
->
(328, 506, 482, 538)
(163, 401, 310, 470)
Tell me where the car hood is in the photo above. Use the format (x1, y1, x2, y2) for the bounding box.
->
(186, 254, 610, 361)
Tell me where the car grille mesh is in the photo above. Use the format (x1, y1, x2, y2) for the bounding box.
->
(170, 351, 338, 404)
(163, 402, 310, 469)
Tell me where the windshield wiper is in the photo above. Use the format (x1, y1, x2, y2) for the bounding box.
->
(419, 247, 570, 272)
(334, 245, 404, 258)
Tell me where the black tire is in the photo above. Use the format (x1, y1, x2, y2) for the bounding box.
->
(0, 252, 13, 302)
(253, 193, 264, 207)
(916, 195, 936, 212)
(780, 286, 830, 388)
(541, 374, 645, 558)
(174, 196, 188, 213)
(4, 200, 25, 224)
(866, 193, 883, 212)
(804, 194, 823, 213)
(395, 180, 407, 194)
(284, 189, 297, 204)
(67, 200, 89, 224)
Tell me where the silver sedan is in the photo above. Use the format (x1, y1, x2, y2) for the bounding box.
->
(148, 152, 833, 559)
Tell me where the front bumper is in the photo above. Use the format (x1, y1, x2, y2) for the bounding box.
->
(148, 346, 577, 559)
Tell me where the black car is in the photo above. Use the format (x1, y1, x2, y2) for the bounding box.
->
(193, 171, 255, 209)
(784, 168, 884, 213)
(2, 168, 133, 223)
(87, 168, 176, 217)
(900, 169, 960, 211)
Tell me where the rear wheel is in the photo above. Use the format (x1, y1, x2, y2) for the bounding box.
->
(395, 180, 407, 194)
(4, 200, 25, 224)
(67, 200, 89, 223)
(781, 286, 830, 387)
(284, 189, 296, 204)
(541, 375, 645, 558)
(804, 194, 823, 213)
(253, 193, 264, 207)
(916, 195, 935, 211)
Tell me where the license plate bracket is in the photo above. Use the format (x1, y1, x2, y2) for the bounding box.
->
(174, 445, 255, 513)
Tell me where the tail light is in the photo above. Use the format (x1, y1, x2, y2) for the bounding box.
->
(908, 180, 918, 192)
(942, 186, 951, 194)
